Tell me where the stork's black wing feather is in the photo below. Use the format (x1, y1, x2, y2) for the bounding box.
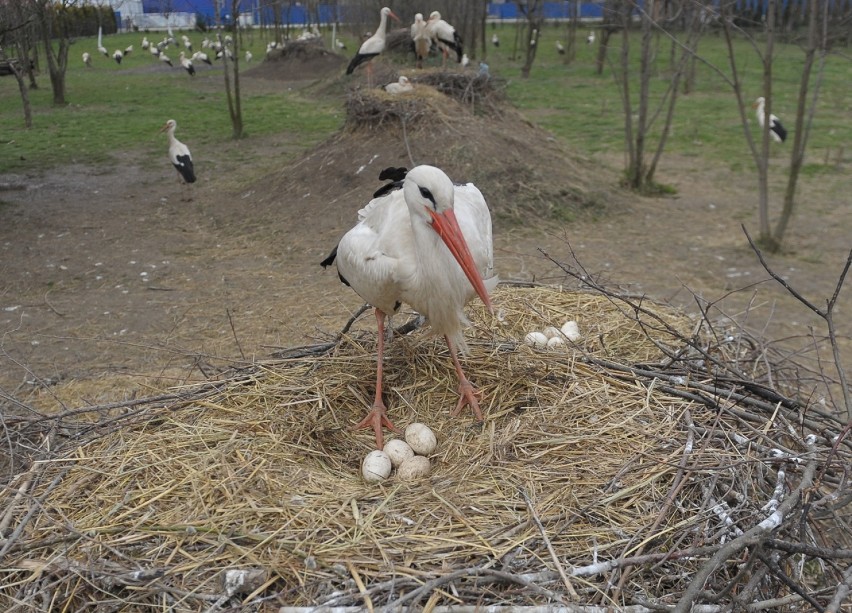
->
(320, 245, 338, 268)
(378, 166, 408, 181)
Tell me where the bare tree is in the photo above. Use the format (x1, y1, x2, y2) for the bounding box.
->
(720, 0, 832, 252)
(615, 0, 707, 191)
(32, 0, 77, 106)
(517, 0, 543, 78)
(220, 0, 244, 139)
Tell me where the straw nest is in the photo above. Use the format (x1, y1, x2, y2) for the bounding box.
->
(1, 286, 850, 611)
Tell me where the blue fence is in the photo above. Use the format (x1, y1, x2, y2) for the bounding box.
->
(139, 1, 605, 25)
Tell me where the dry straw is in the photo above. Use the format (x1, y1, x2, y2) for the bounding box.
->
(0, 286, 848, 611)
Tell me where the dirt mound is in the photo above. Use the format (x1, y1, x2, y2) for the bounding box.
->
(246, 39, 346, 81)
(255, 72, 619, 232)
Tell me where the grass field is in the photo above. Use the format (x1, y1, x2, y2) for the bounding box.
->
(1, 24, 849, 175)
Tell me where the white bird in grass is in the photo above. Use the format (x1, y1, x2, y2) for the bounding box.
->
(753, 96, 788, 143)
(411, 12, 431, 69)
(82, 51, 92, 67)
(179, 52, 195, 76)
(426, 11, 463, 66)
(492, 33, 499, 47)
(346, 6, 401, 85)
(124, 44, 133, 56)
(336, 39, 346, 51)
(556, 40, 565, 54)
(160, 119, 196, 200)
(321, 165, 496, 449)
(192, 51, 212, 65)
(385, 75, 413, 94)
(150, 45, 160, 58)
(97, 26, 108, 56)
(159, 52, 173, 67)
(141, 36, 150, 50)
(586, 30, 596, 44)
(245, 50, 253, 62)
(112, 49, 123, 64)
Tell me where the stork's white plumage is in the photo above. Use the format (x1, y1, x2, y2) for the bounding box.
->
(411, 12, 431, 68)
(556, 40, 565, 54)
(245, 50, 253, 62)
(159, 52, 173, 67)
(192, 51, 212, 65)
(346, 6, 401, 85)
(385, 75, 413, 94)
(322, 165, 496, 449)
(82, 52, 92, 67)
(753, 96, 787, 143)
(336, 39, 346, 50)
(112, 49, 123, 64)
(160, 119, 196, 187)
(461, 53, 470, 67)
(492, 33, 499, 47)
(179, 52, 195, 76)
(426, 11, 463, 65)
(586, 30, 596, 44)
(97, 26, 108, 56)
(141, 36, 150, 50)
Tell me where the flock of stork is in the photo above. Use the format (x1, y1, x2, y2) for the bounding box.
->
(81, 27, 252, 77)
(144, 7, 787, 449)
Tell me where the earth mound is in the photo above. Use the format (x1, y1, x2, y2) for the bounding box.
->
(246, 39, 346, 81)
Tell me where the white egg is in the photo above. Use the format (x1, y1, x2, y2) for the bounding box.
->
(405, 422, 437, 455)
(361, 450, 392, 482)
(524, 331, 548, 349)
(561, 320, 581, 341)
(397, 455, 431, 481)
(546, 336, 565, 349)
(383, 438, 415, 467)
(542, 326, 562, 339)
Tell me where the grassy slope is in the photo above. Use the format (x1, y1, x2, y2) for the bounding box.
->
(0, 26, 849, 176)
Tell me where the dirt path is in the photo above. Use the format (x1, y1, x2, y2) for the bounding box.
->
(1, 135, 849, 409)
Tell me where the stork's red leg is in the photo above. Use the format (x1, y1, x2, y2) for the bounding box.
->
(352, 309, 399, 449)
(445, 335, 484, 421)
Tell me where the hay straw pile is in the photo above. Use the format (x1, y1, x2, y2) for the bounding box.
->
(1, 286, 850, 611)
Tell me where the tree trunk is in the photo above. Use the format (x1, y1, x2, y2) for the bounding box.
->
(5, 57, 33, 128)
(757, 0, 776, 247)
(773, 0, 826, 246)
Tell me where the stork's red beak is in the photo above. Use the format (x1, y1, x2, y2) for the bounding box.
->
(388, 10, 401, 23)
(428, 208, 493, 313)
(158, 123, 169, 133)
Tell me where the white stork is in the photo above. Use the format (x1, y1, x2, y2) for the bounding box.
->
(124, 44, 133, 56)
(411, 12, 431, 69)
(556, 40, 565, 55)
(346, 6, 401, 85)
(182, 35, 193, 52)
(336, 39, 347, 51)
(586, 30, 596, 45)
(321, 165, 496, 449)
(192, 51, 212, 65)
(159, 52, 173, 67)
(492, 33, 499, 48)
(97, 26, 108, 57)
(112, 49, 123, 64)
(426, 11, 463, 66)
(461, 53, 470, 68)
(150, 45, 161, 58)
(82, 51, 92, 67)
(385, 75, 413, 94)
(141, 36, 150, 50)
(753, 96, 787, 143)
(245, 50, 253, 62)
(160, 119, 197, 199)
(179, 52, 195, 76)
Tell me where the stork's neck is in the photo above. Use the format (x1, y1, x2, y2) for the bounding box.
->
(377, 11, 389, 38)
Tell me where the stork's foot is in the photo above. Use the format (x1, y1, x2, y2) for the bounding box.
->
(352, 403, 399, 449)
(451, 380, 484, 421)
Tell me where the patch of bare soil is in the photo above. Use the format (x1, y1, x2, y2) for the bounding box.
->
(1, 59, 850, 414)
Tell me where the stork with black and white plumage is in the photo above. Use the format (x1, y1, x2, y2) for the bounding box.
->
(182, 35, 193, 53)
(556, 40, 565, 55)
(149, 45, 160, 58)
(336, 39, 346, 51)
(192, 51, 212, 65)
(411, 12, 431, 69)
(347, 6, 401, 86)
(97, 26, 108, 57)
(160, 119, 197, 201)
(179, 52, 195, 76)
(426, 11, 463, 66)
(112, 49, 123, 64)
(492, 33, 500, 47)
(82, 52, 92, 67)
(159, 52, 173, 67)
(753, 96, 787, 143)
(141, 36, 150, 50)
(321, 165, 496, 449)
(586, 30, 596, 44)
(385, 75, 413, 94)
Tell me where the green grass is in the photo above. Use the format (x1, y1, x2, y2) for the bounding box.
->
(1, 27, 850, 174)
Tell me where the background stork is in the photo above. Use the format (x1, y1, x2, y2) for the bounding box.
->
(410, 13, 431, 69)
(426, 11, 463, 66)
(753, 96, 788, 143)
(346, 6, 400, 86)
(321, 165, 496, 449)
(160, 119, 197, 196)
(385, 75, 413, 94)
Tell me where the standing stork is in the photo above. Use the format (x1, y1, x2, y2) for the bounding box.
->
(426, 11, 463, 66)
(492, 33, 500, 48)
(179, 52, 195, 76)
(556, 40, 565, 55)
(192, 51, 212, 65)
(753, 96, 787, 143)
(411, 12, 431, 69)
(160, 119, 196, 201)
(82, 51, 92, 67)
(112, 49, 123, 64)
(346, 6, 401, 86)
(321, 165, 496, 449)
(159, 52, 173, 67)
(586, 30, 596, 45)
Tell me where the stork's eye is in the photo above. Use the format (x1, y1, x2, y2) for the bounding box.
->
(419, 186, 436, 208)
